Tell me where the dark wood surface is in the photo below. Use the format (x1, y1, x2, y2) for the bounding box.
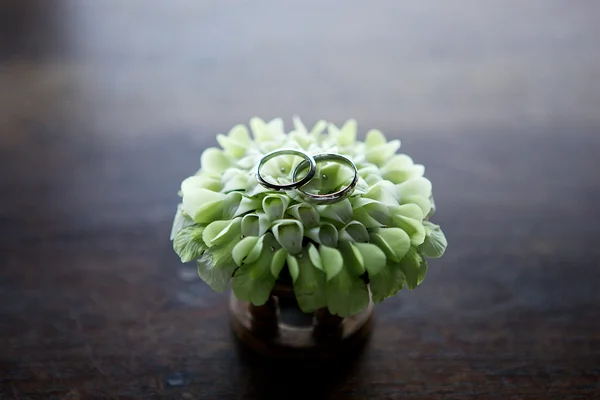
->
(1, 1, 599, 399)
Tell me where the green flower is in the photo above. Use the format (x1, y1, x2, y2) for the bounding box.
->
(171, 117, 447, 316)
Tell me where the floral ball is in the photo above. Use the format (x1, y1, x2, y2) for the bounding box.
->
(171, 117, 447, 317)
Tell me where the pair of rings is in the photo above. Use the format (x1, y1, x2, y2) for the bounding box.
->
(256, 149, 358, 204)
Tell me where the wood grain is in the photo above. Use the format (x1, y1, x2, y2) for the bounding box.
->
(1, 1, 599, 399)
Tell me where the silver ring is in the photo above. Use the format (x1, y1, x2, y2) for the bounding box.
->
(256, 149, 317, 191)
(292, 153, 358, 204)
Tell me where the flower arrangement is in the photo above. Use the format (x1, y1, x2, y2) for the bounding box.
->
(171, 117, 447, 317)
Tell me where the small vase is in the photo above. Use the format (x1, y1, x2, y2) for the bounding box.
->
(229, 281, 374, 359)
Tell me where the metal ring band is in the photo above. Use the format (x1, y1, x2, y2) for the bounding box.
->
(256, 149, 317, 191)
(292, 153, 358, 204)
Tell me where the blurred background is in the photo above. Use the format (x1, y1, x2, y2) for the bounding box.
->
(1, 0, 599, 398)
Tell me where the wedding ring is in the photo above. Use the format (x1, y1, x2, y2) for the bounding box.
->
(256, 149, 317, 191)
(292, 153, 358, 204)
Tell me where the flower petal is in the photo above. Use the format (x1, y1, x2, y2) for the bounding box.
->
(232, 236, 260, 266)
(287, 204, 320, 228)
(272, 219, 304, 254)
(181, 188, 225, 223)
(365, 129, 387, 148)
(339, 221, 369, 243)
(319, 245, 344, 281)
(353, 242, 387, 276)
(325, 266, 370, 317)
(170, 205, 196, 240)
(338, 119, 357, 146)
(398, 247, 427, 289)
(200, 147, 232, 173)
(421, 221, 447, 258)
(231, 233, 279, 305)
(306, 222, 338, 247)
(316, 199, 353, 224)
(181, 175, 221, 194)
(270, 248, 287, 278)
(241, 213, 269, 237)
(262, 194, 290, 221)
(293, 246, 327, 313)
(173, 225, 206, 263)
(369, 262, 406, 303)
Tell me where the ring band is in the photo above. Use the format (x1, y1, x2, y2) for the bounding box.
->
(256, 149, 317, 191)
(292, 153, 358, 204)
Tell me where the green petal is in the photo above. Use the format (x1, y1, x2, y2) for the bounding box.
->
(293, 247, 327, 313)
(217, 134, 247, 159)
(357, 164, 380, 179)
(233, 195, 262, 217)
(262, 194, 290, 221)
(391, 203, 424, 221)
(381, 154, 414, 170)
(287, 204, 320, 229)
(339, 241, 365, 275)
(232, 236, 260, 266)
(428, 196, 436, 218)
(310, 120, 327, 136)
(307, 243, 323, 271)
(338, 119, 357, 146)
(231, 233, 279, 305)
(249, 117, 270, 142)
(181, 175, 221, 194)
(369, 232, 401, 263)
(352, 201, 391, 228)
(318, 245, 344, 281)
(306, 222, 338, 247)
(223, 192, 242, 219)
(364, 180, 400, 206)
(316, 199, 353, 224)
(391, 215, 426, 246)
(421, 222, 447, 258)
(222, 169, 250, 193)
(326, 267, 370, 317)
(181, 188, 226, 224)
(202, 218, 242, 247)
(289, 131, 313, 150)
(197, 256, 236, 292)
(369, 262, 406, 303)
(170, 205, 195, 240)
(398, 247, 427, 289)
(375, 227, 411, 261)
(200, 148, 232, 173)
(267, 118, 284, 136)
(241, 213, 270, 237)
(353, 242, 386, 276)
(353, 208, 385, 229)
(286, 254, 300, 282)
(272, 219, 304, 254)
(381, 165, 425, 184)
(292, 115, 308, 134)
(217, 124, 251, 158)
(196, 221, 244, 292)
(365, 129, 387, 148)
(173, 225, 206, 263)
(365, 140, 401, 165)
(401, 195, 432, 217)
(229, 124, 252, 144)
(397, 177, 432, 199)
(270, 248, 287, 278)
(244, 234, 265, 264)
(339, 221, 369, 243)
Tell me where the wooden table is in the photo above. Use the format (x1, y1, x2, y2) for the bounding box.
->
(1, 1, 599, 398)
